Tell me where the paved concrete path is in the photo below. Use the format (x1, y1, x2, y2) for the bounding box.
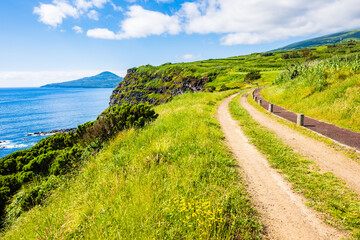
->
(253, 88, 360, 151)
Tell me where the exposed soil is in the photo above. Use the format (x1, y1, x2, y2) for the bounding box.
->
(244, 92, 360, 195)
(217, 93, 346, 240)
(253, 88, 360, 151)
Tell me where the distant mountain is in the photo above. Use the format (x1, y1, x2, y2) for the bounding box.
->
(42, 71, 123, 88)
(275, 29, 360, 51)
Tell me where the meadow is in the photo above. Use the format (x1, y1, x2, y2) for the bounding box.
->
(2, 41, 360, 238)
(1, 91, 262, 239)
(262, 53, 360, 132)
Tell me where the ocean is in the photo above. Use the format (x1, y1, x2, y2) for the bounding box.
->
(0, 88, 114, 158)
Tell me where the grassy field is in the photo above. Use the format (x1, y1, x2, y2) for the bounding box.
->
(111, 41, 360, 106)
(3, 41, 360, 238)
(275, 29, 360, 51)
(1, 91, 263, 239)
(229, 93, 360, 238)
(262, 55, 360, 133)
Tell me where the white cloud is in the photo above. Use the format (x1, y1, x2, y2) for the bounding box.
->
(87, 28, 117, 39)
(87, 5, 181, 39)
(156, 0, 173, 3)
(110, 1, 123, 11)
(34, 0, 360, 45)
(34, 0, 109, 27)
(119, 5, 181, 38)
(0, 70, 126, 88)
(33, 0, 78, 27)
(75, 0, 109, 11)
(87, 10, 99, 20)
(179, 0, 360, 45)
(72, 25, 83, 34)
(181, 54, 196, 60)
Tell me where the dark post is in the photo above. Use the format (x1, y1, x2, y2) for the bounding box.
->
(268, 103, 273, 112)
(297, 113, 304, 126)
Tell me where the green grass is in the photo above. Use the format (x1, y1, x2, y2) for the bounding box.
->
(249, 89, 360, 164)
(1, 91, 262, 239)
(112, 42, 360, 105)
(262, 55, 360, 133)
(275, 29, 360, 51)
(229, 93, 360, 238)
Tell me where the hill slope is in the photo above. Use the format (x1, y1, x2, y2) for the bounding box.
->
(1, 91, 262, 239)
(3, 39, 360, 238)
(42, 71, 123, 88)
(275, 29, 360, 51)
(261, 55, 360, 133)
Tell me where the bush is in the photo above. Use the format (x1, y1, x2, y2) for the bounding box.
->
(244, 71, 261, 82)
(0, 103, 158, 227)
(281, 53, 290, 59)
(219, 84, 229, 91)
(260, 52, 273, 57)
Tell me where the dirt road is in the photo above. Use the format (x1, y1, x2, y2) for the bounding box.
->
(217, 93, 345, 240)
(242, 93, 360, 195)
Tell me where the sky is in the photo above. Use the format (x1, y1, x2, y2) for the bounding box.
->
(1, 0, 360, 87)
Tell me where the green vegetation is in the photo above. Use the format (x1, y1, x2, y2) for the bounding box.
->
(2, 91, 262, 239)
(111, 41, 360, 108)
(4, 33, 360, 238)
(275, 29, 360, 51)
(262, 54, 360, 132)
(229, 93, 360, 238)
(0, 104, 157, 228)
(42, 71, 123, 88)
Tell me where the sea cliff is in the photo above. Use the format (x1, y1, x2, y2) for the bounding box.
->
(109, 66, 212, 106)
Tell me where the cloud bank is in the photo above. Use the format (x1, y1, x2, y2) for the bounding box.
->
(87, 5, 181, 39)
(35, 0, 360, 45)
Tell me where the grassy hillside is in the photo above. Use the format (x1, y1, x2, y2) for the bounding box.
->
(1, 91, 263, 239)
(275, 29, 360, 51)
(0, 104, 158, 229)
(3, 36, 360, 238)
(110, 41, 360, 107)
(262, 54, 360, 133)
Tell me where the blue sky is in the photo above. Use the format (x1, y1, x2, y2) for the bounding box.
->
(1, 0, 360, 87)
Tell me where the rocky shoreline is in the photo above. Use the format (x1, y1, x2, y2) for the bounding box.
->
(27, 128, 76, 136)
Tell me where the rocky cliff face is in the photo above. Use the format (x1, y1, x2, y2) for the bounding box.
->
(109, 67, 211, 106)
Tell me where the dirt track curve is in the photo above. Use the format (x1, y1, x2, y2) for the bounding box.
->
(217, 93, 346, 240)
(242, 93, 360, 195)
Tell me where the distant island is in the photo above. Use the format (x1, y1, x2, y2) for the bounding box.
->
(41, 71, 123, 88)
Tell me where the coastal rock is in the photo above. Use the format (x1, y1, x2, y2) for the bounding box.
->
(109, 67, 212, 107)
(27, 128, 76, 136)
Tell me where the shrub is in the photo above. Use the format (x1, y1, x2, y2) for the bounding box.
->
(0, 103, 158, 227)
(260, 52, 273, 57)
(244, 71, 261, 82)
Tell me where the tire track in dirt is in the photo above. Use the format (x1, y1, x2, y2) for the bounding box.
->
(217, 93, 345, 240)
(242, 93, 360, 196)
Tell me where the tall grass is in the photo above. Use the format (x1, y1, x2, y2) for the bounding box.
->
(263, 54, 360, 132)
(1, 91, 262, 239)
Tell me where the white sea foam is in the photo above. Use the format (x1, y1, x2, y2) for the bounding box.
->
(0, 141, 28, 149)
(0, 140, 10, 145)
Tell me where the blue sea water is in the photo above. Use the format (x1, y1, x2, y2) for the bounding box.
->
(0, 88, 114, 158)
